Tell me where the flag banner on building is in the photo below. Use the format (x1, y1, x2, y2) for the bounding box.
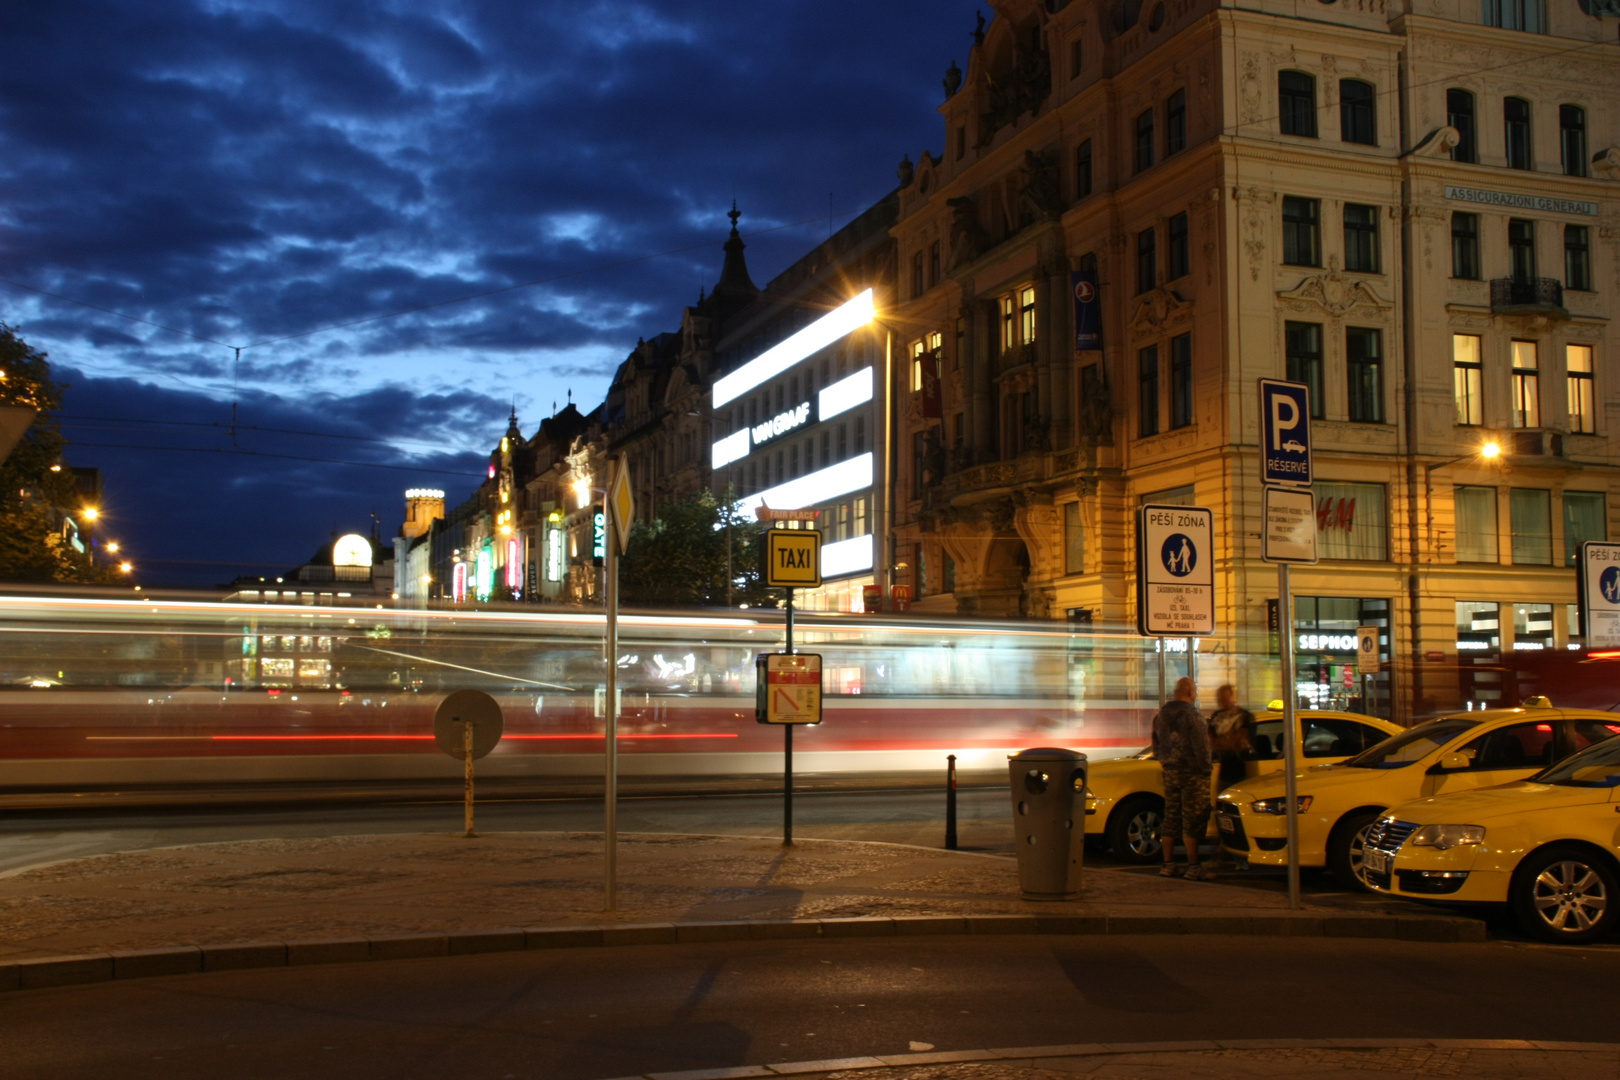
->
(1072, 270, 1102, 351)
(921, 348, 943, 419)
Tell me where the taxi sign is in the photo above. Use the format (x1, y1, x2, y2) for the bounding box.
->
(762, 528, 822, 587)
(756, 653, 822, 724)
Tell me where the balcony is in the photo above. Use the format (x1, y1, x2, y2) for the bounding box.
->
(1490, 277, 1565, 317)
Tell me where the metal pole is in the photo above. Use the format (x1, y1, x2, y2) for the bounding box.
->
(784, 584, 794, 847)
(945, 754, 958, 850)
(605, 479, 619, 912)
(1280, 561, 1301, 910)
(1157, 638, 1167, 701)
(463, 721, 475, 838)
(1187, 637, 1196, 684)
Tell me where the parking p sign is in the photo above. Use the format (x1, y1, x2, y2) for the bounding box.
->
(1260, 378, 1312, 488)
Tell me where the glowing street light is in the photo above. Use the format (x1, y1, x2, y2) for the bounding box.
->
(118, 561, 132, 574)
(82, 507, 99, 521)
(1480, 439, 1501, 460)
(105, 541, 120, 553)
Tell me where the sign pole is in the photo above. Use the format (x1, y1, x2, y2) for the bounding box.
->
(604, 495, 618, 911)
(1157, 639, 1166, 702)
(784, 582, 794, 847)
(1279, 561, 1301, 910)
(463, 721, 475, 838)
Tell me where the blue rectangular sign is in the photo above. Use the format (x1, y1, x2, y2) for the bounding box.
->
(1259, 378, 1312, 487)
(1072, 271, 1101, 352)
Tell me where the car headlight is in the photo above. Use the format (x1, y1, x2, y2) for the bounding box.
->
(1408, 825, 1485, 850)
(1250, 795, 1313, 815)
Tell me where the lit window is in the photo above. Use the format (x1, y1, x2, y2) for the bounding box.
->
(1567, 344, 1595, 434)
(1454, 334, 1483, 426)
(1511, 341, 1540, 429)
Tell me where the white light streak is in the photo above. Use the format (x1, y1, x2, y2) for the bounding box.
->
(819, 366, 873, 421)
(732, 453, 873, 518)
(711, 427, 750, 469)
(712, 289, 874, 407)
(821, 533, 874, 578)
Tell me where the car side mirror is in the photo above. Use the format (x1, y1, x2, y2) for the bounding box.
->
(1430, 751, 1471, 773)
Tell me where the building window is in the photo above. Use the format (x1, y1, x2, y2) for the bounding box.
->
(1451, 212, 1480, 279)
(1339, 79, 1376, 145)
(1279, 71, 1317, 137)
(1075, 139, 1093, 199)
(1001, 295, 1016, 352)
(1565, 491, 1606, 565)
(1346, 327, 1384, 423)
(952, 411, 964, 448)
(1447, 89, 1477, 163)
(1139, 345, 1160, 437)
(915, 543, 927, 598)
(956, 124, 967, 160)
(1568, 343, 1595, 434)
(1343, 204, 1380, 273)
(1565, 225, 1591, 291)
(1313, 481, 1387, 561)
(929, 241, 942, 286)
(1285, 321, 1325, 419)
(1135, 109, 1155, 172)
(1163, 211, 1190, 281)
(910, 340, 926, 392)
(1454, 334, 1484, 426)
(1282, 197, 1321, 266)
(1136, 228, 1157, 294)
(1504, 97, 1533, 170)
(1019, 286, 1037, 345)
(1455, 486, 1499, 563)
(1511, 340, 1540, 428)
(1484, 0, 1545, 33)
(944, 553, 956, 593)
(854, 416, 867, 453)
(1510, 488, 1552, 565)
(1064, 502, 1084, 574)
(1560, 105, 1587, 177)
(911, 251, 924, 298)
(1170, 333, 1192, 429)
(1165, 89, 1186, 154)
(1070, 37, 1083, 79)
(1508, 219, 1536, 281)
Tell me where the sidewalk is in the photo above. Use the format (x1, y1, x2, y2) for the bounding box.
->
(0, 831, 1480, 968)
(614, 1041, 1620, 1080)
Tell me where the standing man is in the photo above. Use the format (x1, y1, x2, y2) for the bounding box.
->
(1209, 683, 1257, 790)
(1153, 676, 1213, 880)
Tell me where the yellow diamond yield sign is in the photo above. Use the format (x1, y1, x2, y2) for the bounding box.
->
(606, 457, 635, 556)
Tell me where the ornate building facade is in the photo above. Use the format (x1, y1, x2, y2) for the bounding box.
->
(890, 0, 1620, 717)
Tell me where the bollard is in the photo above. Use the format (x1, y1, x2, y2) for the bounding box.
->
(945, 754, 958, 850)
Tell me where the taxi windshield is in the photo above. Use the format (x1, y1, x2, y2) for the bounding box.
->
(1532, 736, 1620, 788)
(1343, 717, 1477, 769)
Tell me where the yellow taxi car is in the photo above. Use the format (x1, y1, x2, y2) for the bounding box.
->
(1085, 710, 1401, 863)
(1365, 732, 1620, 943)
(1217, 706, 1620, 890)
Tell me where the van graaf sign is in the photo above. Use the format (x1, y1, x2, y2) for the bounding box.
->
(1444, 186, 1599, 217)
(752, 402, 814, 447)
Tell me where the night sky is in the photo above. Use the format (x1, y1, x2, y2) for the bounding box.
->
(1, 1, 981, 587)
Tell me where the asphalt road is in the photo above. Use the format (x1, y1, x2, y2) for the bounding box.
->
(7, 933, 1617, 1080)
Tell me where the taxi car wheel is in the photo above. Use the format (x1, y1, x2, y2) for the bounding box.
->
(1509, 846, 1618, 944)
(1107, 796, 1164, 864)
(1328, 810, 1381, 892)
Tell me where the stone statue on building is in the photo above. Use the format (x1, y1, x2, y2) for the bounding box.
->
(1017, 149, 1064, 221)
(943, 59, 962, 99)
(897, 154, 915, 187)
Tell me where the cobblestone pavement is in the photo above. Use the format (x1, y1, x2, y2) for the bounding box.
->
(0, 831, 1311, 958)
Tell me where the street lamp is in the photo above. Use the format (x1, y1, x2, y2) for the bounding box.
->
(105, 541, 120, 554)
(82, 506, 99, 521)
(1425, 437, 1504, 556)
(118, 561, 132, 574)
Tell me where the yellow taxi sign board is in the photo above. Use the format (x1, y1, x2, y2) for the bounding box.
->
(606, 457, 635, 556)
(756, 653, 822, 725)
(762, 528, 821, 588)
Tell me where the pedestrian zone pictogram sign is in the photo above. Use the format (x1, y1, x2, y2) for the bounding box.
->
(1577, 541, 1620, 648)
(755, 653, 823, 725)
(762, 528, 822, 588)
(1137, 504, 1216, 636)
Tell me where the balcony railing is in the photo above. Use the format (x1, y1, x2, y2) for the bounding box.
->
(1490, 277, 1564, 314)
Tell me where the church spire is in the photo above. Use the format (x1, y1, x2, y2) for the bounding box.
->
(712, 200, 759, 300)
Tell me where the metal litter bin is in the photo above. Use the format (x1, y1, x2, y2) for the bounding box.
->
(1008, 747, 1088, 900)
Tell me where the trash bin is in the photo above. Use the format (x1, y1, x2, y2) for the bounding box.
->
(1008, 747, 1088, 900)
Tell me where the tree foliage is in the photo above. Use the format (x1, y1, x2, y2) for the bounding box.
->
(618, 488, 775, 609)
(0, 324, 116, 584)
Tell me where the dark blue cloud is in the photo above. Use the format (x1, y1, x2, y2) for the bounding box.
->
(0, 0, 982, 585)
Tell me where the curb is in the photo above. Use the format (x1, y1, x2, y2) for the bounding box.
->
(593, 1038, 1620, 1080)
(0, 909, 1487, 994)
